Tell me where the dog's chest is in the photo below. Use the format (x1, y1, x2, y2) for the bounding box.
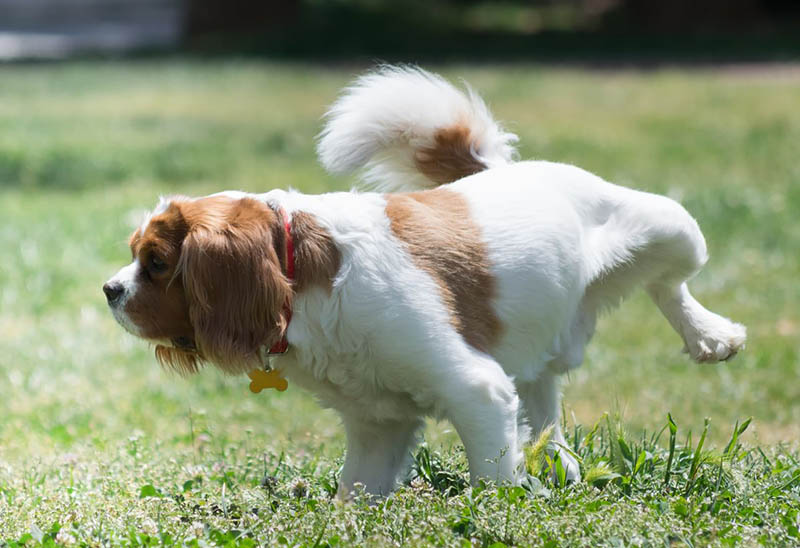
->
(283, 356, 433, 422)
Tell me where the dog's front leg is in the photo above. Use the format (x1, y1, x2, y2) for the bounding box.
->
(336, 416, 423, 500)
(436, 352, 525, 487)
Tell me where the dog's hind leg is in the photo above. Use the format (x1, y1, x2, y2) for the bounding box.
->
(634, 196, 746, 363)
(587, 189, 746, 362)
(517, 370, 580, 482)
(647, 282, 746, 363)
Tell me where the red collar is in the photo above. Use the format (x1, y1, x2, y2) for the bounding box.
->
(267, 208, 293, 355)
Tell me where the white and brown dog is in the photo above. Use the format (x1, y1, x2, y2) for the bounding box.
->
(104, 66, 746, 497)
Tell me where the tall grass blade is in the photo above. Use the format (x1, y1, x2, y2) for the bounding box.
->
(685, 418, 710, 495)
(525, 425, 554, 477)
(664, 413, 677, 488)
(723, 417, 752, 458)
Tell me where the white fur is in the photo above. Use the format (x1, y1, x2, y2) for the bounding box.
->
(259, 187, 529, 492)
(106, 260, 143, 336)
(303, 67, 743, 495)
(256, 157, 745, 496)
(110, 67, 746, 498)
(317, 65, 518, 192)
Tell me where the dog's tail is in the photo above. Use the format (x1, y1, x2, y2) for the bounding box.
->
(317, 65, 518, 192)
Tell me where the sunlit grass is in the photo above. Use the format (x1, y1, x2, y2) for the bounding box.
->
(0, 60, 798, 545)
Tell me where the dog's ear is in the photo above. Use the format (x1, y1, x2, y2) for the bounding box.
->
(179, 198, 292, 373)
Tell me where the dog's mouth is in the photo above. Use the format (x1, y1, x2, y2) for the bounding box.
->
(109, 307, 144, 337)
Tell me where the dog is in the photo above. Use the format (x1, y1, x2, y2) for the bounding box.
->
(104, 66, 746, 497)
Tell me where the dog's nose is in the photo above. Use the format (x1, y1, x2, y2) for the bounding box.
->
(103, 281, 124, 305)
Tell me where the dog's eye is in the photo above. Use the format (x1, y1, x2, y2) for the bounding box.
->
(149, 255, 168, 274)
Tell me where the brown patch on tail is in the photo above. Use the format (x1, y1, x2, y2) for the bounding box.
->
(414, 124, 487, 184)
(385, 188, 501, 352)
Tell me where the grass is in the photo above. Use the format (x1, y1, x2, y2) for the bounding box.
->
(0, 60, 798, 545)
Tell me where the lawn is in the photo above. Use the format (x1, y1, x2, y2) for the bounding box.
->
(0, 60, 798, 546)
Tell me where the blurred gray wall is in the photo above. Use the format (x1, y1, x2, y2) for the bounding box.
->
(0, 0, 184, 59)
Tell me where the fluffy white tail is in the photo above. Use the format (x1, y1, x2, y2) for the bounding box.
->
(317, 65, 518, 192)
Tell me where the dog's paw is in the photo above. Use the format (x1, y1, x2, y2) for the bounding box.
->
(682, 313, 746, 363)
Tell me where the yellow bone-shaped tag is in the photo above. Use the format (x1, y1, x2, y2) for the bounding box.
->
(247, 369, 288, 393)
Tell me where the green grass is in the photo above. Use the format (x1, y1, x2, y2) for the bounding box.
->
(0, 60, 799, 546)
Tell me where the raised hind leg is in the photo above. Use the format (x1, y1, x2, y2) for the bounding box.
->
(632, 196, 745, 362)
(647, 282, 746, 363)
(587, 188, 746, 362)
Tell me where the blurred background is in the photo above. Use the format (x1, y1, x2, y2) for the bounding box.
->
(1, 0, 799, 61)
(0, 0, 799, 536)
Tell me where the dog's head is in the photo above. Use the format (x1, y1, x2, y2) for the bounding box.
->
(103, 195, 292, 374)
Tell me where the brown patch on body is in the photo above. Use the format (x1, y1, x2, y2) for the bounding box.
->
(385, 188, 501, 352)
(414, 124, 487, 184)
(291, 211, 341, 293)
